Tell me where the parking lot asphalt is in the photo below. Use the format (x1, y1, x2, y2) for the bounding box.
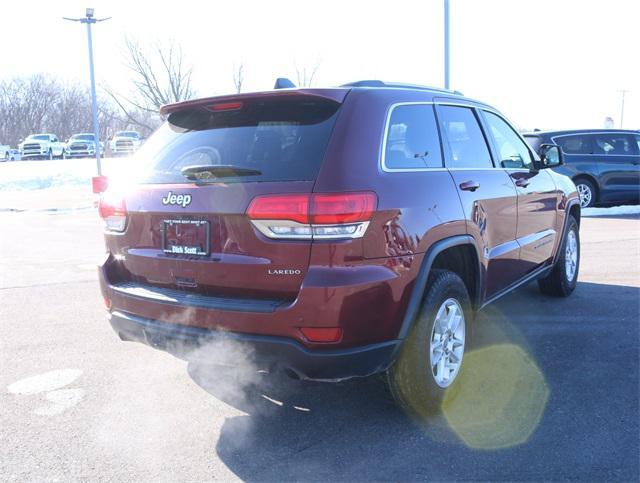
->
(1, 210, 638, 481)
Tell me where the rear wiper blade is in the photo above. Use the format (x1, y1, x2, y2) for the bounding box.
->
(181, 165, 262, 180)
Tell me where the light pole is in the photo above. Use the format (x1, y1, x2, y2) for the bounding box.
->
(63, 8, 111, 175)
(618, 89, 630, 129)
(444, 0, 450, 90)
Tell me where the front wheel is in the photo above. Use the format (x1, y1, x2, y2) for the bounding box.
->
(47, 149, 53, 160)
(387, 269, 472, 419)
(538, 215, 580, 297)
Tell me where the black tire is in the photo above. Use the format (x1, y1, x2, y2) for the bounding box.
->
(387, 269, 473, 419)
(538, 215, 580, 297)
(574, 178, 596, 208)
(47, 149, 53, 160)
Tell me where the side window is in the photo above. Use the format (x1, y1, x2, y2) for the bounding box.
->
(483, 111, 534, 169)
(438, 106, 493, 169)
(635, 135, 640, 154)
(554, 135, 592, 155)
(384, 104, 443, 169)
(592, 133, 636, 155)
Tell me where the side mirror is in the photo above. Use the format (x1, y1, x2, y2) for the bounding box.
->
(539, 143, 563, 168)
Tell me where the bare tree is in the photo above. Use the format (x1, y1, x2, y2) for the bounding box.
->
(103, 37, 196, 131)
(0, 74, 131, 146)
(294, 60, 321, 87)
(233, 64, 244, 94)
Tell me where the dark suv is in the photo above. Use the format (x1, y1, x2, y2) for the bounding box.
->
(98, 81, 581, 415)
(524, 129, 640, 208)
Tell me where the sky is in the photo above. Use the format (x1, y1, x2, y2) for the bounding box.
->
(1, 0, 638, 131)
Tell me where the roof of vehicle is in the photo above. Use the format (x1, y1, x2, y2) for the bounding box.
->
(524, 129, 640, 137)
(159, 80, 490, 116)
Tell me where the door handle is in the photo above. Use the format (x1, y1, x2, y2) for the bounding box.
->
(515, 178, 530, 188)
(459, 180, 480, 192)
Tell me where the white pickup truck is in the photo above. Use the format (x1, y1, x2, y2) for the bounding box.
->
(19, 133, 66, 160)
(109, 131, 142, 156)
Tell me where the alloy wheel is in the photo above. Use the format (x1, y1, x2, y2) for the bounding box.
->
(577, 183, 592, 208)
(429, 298, 466, 388)
(565, 229, 578, 281)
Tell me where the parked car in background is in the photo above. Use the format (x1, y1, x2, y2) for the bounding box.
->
(524, 129, 640, 208)
(109, 131, 142, 156)
(19, 134, 65, 160)
(6, 149, 21, 161)
(0, 144, 10, 161)
(98, 80, 581, 417)
(65, 133, 104, 158)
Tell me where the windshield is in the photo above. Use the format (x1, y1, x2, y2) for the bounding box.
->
(71, 134, 94, 141)
(27, 135, 50, 141)
(116, 131, 139, 138)
(134, 98, 341, 184)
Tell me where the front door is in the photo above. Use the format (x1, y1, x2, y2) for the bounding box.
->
(436, 104, 520, 299)
(480, 110, 560, 275)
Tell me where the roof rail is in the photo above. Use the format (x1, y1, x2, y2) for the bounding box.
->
(340, 80, 463, 96)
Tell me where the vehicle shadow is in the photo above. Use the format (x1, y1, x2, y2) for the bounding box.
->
(187, 280, 639, 481)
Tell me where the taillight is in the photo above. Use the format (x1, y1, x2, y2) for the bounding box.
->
(247, 192, 376, 240)
(98, 192, 127, 232)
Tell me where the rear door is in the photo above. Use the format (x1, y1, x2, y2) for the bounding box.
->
(480, 110, 560, 274)
(107, 95, 342, 302)
(590, 132, 640, 203)
(436, 104, 520, 299)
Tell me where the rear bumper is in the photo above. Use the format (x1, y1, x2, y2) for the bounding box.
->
(109, 310, 399, 380)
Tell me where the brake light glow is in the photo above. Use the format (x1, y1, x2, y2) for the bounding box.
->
(98, 194, 127, 232)
(208, 101, 243, 111)
(247, 192, 376, 240)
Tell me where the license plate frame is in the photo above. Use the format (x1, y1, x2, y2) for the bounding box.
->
(162, 219, 210, 257)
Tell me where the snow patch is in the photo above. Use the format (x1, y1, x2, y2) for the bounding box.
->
(7, 369, 83, 395)
(582, 205, 640, 217)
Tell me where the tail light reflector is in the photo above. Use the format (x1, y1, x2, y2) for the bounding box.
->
(300, 327, 343, 343)
(98, 193, 127, 232)
(247, 192, 376, 240)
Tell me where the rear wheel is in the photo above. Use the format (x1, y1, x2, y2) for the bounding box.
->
(538, 215, 579, 297)
(575, 178, 596, 208)
(387, 269, 472, 419)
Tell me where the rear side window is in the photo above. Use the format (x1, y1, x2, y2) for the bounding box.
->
(135, 99, 341, 184)
(554, 135, 592, 155)
(438, 106, 493, 169)
(592, 133, 637, 155)
(383, 104, 443, 169)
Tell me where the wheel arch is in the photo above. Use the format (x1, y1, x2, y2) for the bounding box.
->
(396, 235, 480, 341)
(552, 198, 581, 266)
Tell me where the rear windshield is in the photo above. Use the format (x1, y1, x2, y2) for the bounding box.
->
(135, 98, 341, 184)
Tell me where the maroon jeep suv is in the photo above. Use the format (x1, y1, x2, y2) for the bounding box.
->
(98, 80, 580, 415)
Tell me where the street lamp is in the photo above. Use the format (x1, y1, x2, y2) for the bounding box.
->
(444, 0, 450, 90)
(63, 8, 111, 175)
